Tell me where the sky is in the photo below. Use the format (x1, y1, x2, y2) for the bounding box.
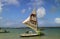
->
(0, 0, 60, 27)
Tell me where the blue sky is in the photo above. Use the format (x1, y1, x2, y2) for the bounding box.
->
(0, 0, 60, 27)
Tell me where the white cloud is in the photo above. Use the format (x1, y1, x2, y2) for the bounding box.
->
(0, 1, 3, 13)
(36, 0, 44, 6)
(27, 0, 44, 7)
(21, 9, 26, 13)
(0, 17, 3, 20)
(0, 3, 2, 13)
(50, 6, 57, 13)
(28, 7, 31, 10)
(0, 0, 19, 13)
(5, 21, 16, 26)
(6, 22, 14, 26)
(29, 0, 45, 18)
(31, 0, 44, 6)
(55, 18, 60, 24)
(38, 21, 44, 26)
(37, 7, 46, 18)
(50, 0, 60, 13)
(3, 0, 19, 5)
(55, 0, 60, 6)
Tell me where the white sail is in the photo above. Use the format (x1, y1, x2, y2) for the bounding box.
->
(22, 9, 38, 32)
(23, 17, 30, 24)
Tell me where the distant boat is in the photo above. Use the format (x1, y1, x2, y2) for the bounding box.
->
(0, 28, 9, 33)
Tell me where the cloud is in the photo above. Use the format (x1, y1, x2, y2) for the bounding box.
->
(55, 0, 60, 6)
(21, 9, 26, 13)
(50, 0, 60, 13)
(37, 7, 46, 18)
(38, 20, 45, 26)
(0, 17, 3, 20)
(35, 0, 44, 6)
(0, 1, 3, 13)
(3, 0, 19, 6)
(0, 3, 2, 13)
(28, 0, 45, 18)
(28, 7, 31, 10)
(6, 22, 15, 26)
(27, 0, 44, 7)
(4, 20, 18, 26)
(55, 18, 60, 24)
(50, 6, 57, 13)
(0, 0, 19, 13)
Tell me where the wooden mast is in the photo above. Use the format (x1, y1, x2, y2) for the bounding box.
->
(34, 0, 38, 31)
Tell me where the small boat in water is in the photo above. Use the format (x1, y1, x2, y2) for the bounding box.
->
(20, 1, 44, 37)
(20, 8, 44, 37)
(20, 33, 39, 37)
(20, 31, 44, 37)
(0, 28, 9, 33)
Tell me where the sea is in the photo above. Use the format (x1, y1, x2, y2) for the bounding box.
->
(0, 27, 60, 39)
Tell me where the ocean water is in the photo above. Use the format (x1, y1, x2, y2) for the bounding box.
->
(0, 27, 60, 39)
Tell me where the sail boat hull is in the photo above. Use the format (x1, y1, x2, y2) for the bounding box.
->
(20, 33, 39, 37)
(20, 32, 44, 37)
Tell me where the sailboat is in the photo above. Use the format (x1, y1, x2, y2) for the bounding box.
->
(20, 8, 44, 37)
(20, 1, 44, 37)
